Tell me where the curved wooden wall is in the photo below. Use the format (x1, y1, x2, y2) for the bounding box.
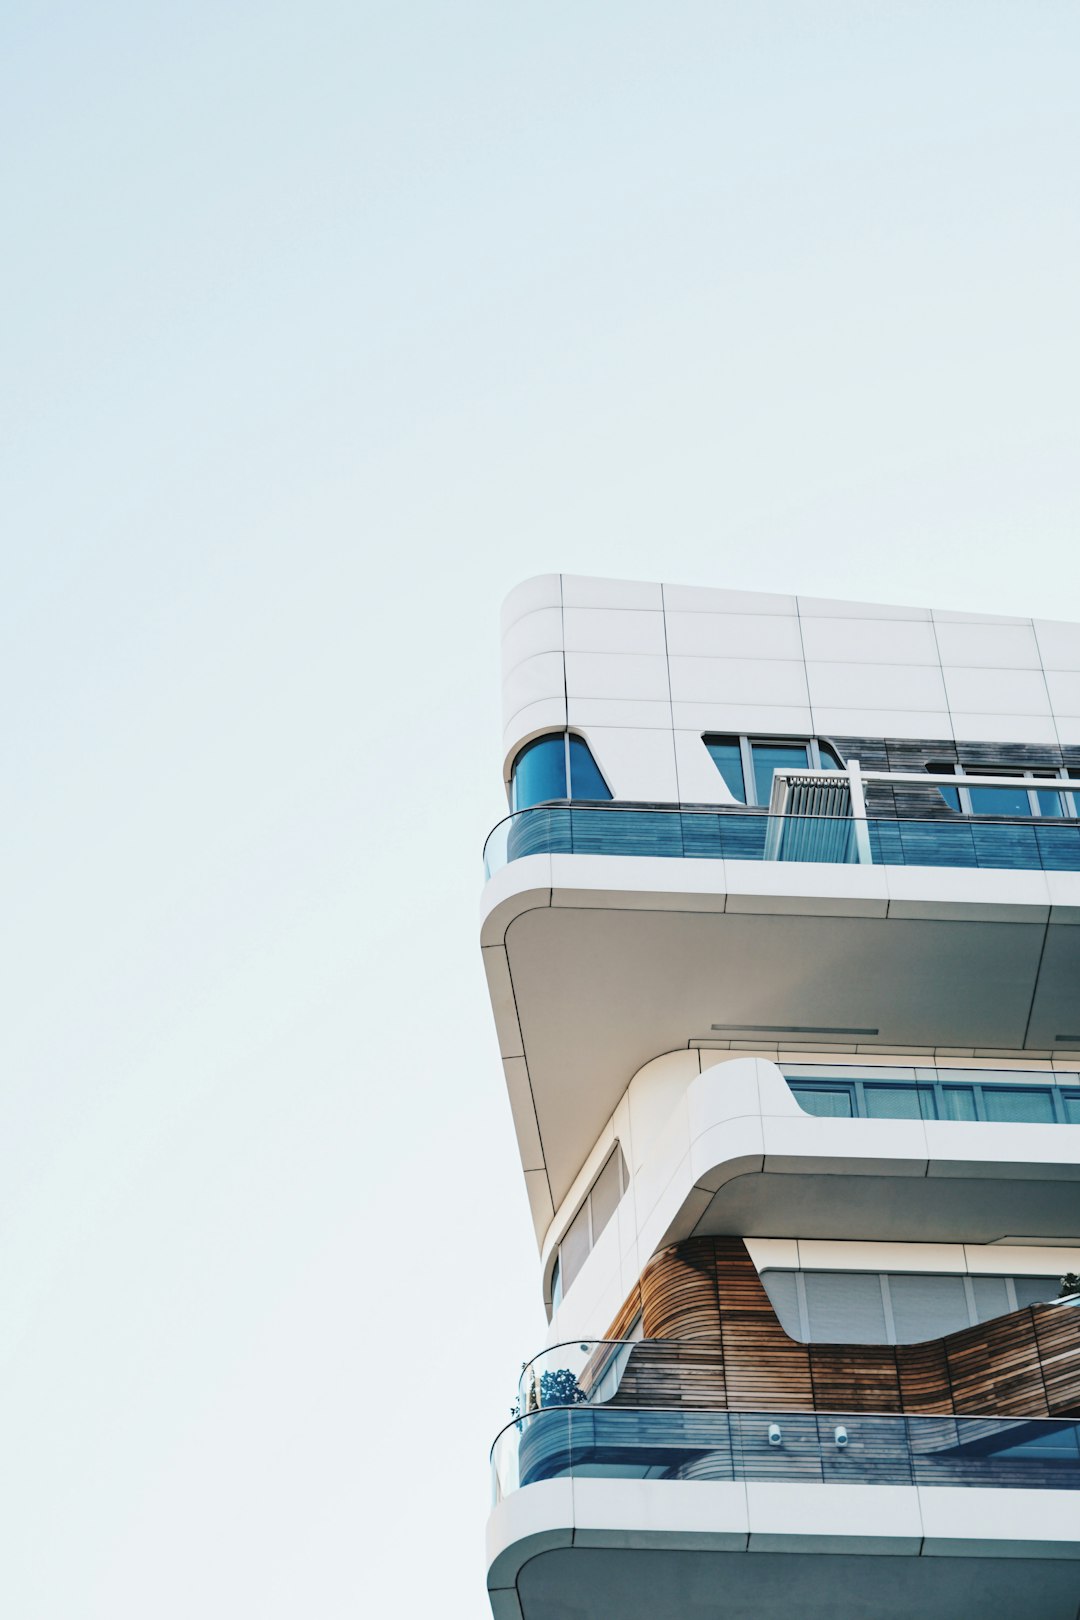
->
(602, 1237, 1080, 1419)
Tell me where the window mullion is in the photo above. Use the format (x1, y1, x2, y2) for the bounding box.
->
(961, 1275, 978, 1327)
(795, 1271, 810, 1341)
(879, 1274, 897, 1345)
(740, 737, 755, 805)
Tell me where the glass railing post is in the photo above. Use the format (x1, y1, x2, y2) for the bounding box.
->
(846, 760, 872, 864)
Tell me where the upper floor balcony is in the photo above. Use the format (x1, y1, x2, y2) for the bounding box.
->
(484, 767, 1080, 879)
(481, 780, 1080, 1236)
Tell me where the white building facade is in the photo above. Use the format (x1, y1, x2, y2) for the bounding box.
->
(482, 575, 1080, 1620)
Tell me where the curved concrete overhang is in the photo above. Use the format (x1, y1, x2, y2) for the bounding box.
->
(486, 1478, 1080, 1620)
(480, 851, 1080, 1237)
(543, 1057, 1080, 1340)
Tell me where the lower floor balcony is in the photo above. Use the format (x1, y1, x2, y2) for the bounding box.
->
(486, 1464, 1080, 1620)
(492, 1406, 1080, 1500)
(489, 1407, 1080, 1618)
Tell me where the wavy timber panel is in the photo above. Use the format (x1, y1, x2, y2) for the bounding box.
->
(604, 1237, 1080, 1421)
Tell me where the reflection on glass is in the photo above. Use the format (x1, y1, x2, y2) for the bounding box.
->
(968, 782, 1032, 816)
(941, 1086, 977, 1120)
(863, 1084, 936, 1120)
(752, 743, 810, 806)
(790, 1086, 853, 1118)
(1035, 787, 1065, 817)
(512, 735, 567, 809)
(704, 738, 745, 801)
(982, 1087, 1055, 1124)
(568, 735, 611, 801)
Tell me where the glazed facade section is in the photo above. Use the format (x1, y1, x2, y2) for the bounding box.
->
(482, 579, 1080, 1620)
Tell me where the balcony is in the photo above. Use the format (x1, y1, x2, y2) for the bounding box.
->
(487, 1407, 1080, 1619)
(492, 1405, 1080, 1501)
(481, 814, 1080, 1229)
(484, 803, 1080, 878)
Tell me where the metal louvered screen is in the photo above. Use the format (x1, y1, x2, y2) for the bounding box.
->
(804, 1272, 887, 1343)
(888, 1275, 970, 1342)
(765, 772, 858, 863)
(779, 775, 853, 819)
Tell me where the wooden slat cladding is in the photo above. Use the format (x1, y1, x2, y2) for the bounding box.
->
(609, 1338, 727, 1411)
(945, 1311, 1049, 1418)
(712, 1236, 815, 1411)
(895, 1338, 953, 1414)
(809, 1345, 902, 1414)
(640, 1238, 721, 1338)
(1034, 1300, 1080, 1414)
(604, 1238, 1080, 1420)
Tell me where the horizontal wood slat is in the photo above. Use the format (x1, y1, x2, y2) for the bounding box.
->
(602, 1238, 1080, 1420)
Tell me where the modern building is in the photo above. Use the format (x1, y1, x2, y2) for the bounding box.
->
(481, 575, 1080, 1620)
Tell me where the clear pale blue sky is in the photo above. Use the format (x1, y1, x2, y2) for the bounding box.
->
(2, 4, 1078, 1615)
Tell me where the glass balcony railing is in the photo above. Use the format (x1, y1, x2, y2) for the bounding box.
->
(490, 1405, 1080, 1504)
(483, 804, 1080, 879)
(516, 1339, 639, 1416)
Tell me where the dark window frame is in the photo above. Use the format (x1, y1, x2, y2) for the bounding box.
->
(926, 762, 1080, 819)
(704, 734, 846, 807)
(510, 731, 613, 811)
(787, 1075, 1080, 1126)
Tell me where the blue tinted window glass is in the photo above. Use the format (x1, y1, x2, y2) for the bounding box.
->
(981, 1087, 1055, 1124)
(704, 738, 745, 801)
(926, 764, 961, 810)
(1063, 1092, 1080, 1123)
(863, 1084, 935, 1120)
(818, 741, 844, 769)
(968, 783, 1032, 816)
(567, 736, 612, 801)
(1036, 787, 1066, 818)
(512, 735, 567, 809)
(752, 743, 810, 806)
(941, 1086, 977, 1121)
(790, 1084, 853, 1118)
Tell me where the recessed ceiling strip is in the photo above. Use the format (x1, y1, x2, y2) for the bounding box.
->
(709, 1023, 880, 1036)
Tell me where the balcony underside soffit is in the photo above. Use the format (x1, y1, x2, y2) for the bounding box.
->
(499, 900, 1080, 1206)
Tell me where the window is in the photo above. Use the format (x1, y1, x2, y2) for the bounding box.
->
(787, 1069, 1080, 1126)
(704, 735, 845, 806)
(927, 762, 1080, 818)
(511, 733, 612, 811)
(761, 1267, 1060, 1344)
(550, 1146, 628, 1309)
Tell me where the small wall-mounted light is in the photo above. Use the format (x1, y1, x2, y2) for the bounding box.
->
(834, 1425, 849, 1449)
(767, 1423, 782, 1447)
